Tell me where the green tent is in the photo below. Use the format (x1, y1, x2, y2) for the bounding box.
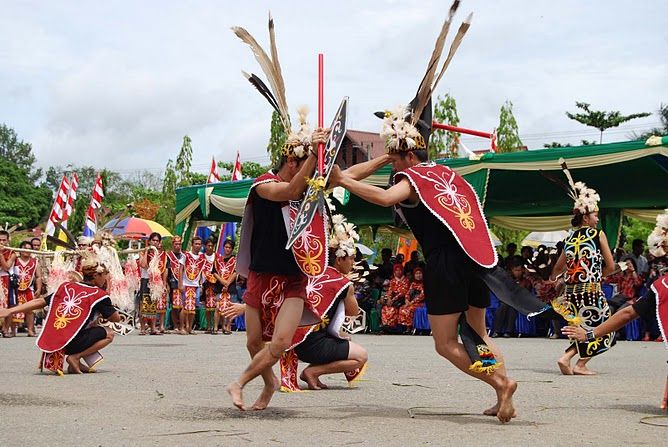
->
(175, 136, 668, 246)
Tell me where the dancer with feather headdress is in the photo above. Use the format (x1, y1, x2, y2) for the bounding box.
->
(547, 159, 617, 375)
(328, 0, 554, 423)
(228, 13, 390, 411)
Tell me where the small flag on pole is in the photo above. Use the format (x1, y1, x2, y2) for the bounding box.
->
(45, 175, 70, 236)
(231, 151, 242, 181)
(83, 174, 104, 237)
(207, 157, 220, 184)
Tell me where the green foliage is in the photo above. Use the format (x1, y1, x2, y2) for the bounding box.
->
(0, 123, 41, 181)
(490, 224, 530, 253)
(267, 111, 287, 166)
(566, 102, 651, 143)
(633, 103, 668, 140)
(621, 217, 654, 252)
(175, 136, 194, 187)
(217, 160, 269, 181)
(430, 93, 461, 159)
(496, 101, 524, 153)
(543, 142, 572, 149)
(0, 158, 52, 228)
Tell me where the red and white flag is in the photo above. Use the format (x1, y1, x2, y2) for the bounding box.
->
(60, 173, 78, 228)
(207, 156, 220, 184)
(83, 174, 104, 237)
(231, 151, 242, 181)
(45, 175, 70, 236)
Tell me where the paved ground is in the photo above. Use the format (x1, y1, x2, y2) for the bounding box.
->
(1, 332, 666, 446)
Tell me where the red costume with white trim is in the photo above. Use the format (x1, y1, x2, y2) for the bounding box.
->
(182, 251, 204, 314)
(12, 257, 38, 324)
(36, 282, 109, 375)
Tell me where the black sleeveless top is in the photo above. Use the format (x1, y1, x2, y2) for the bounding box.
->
(248, 189, 301, 275)
(397, 200, 479, 272)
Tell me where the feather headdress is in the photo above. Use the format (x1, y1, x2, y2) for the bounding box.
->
(375, 0, 472, 153)
(647, 209, 668, 257)
(328, 214, 359, 258)
(233, 14, 311, 159)
(558, 158, 600, 215)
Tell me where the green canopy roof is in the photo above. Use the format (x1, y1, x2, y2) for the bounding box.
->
(175, 136, 668, 246)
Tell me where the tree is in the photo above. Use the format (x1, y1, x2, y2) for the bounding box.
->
(496, 101, 524, 153)
(429, 93, 461, 159)
(566, 102, 651, 144)
(0, 123, 41, 181)
(267, 111, 287, 166)
(175, 136, 194, 187)
(632, 103, 668, 140)
(217, 160, 269, 181)
(543, 142, 572, 149)
(0, 158, 52, 228)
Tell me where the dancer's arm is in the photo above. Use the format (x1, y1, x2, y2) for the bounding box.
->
(343, 154, 391, 181)
(562, 305, 639, 341)
(549, 252, 567, 282)
(0, 297, 47, 318)
(343, 286, 359, 317)
(330, 165, 414, 207)
(34, 259, 43, 296)
(0, 249, 16, 271)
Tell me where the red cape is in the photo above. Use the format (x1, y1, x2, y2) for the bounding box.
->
(395, 163, 497, 268)
(36, 282, 109, 353)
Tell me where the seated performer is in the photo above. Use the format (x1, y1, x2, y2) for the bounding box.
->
(0, 254, 120, 374)
(398, 267, 425, 334)
(380, 264, 409, 332)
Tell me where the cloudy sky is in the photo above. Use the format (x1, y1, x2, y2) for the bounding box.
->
(2, 0, 667, 176)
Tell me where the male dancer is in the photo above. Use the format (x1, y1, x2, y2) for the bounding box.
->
(166, 236, 185, 332)
(138, 232, 167, 335)
(11, 240, 42, 336)
(228, 15, 392, 411)
(179, 236, 204, 334)
(201, 238, 219, 333)
(329, 3, 523, 423)
(0, 255, 120, 374)
(0, 230, 15, 337)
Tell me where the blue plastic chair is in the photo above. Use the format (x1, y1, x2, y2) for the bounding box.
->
(413, 306, 431, 331)
(515, 313, 537, 336)
(233, 315, 246, 331)
(486, 292, 500, 332)
(623, 319, 641, 341)
(601, 283, 614, 299)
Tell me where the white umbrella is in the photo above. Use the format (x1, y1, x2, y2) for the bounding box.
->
(489, 231, 502, 247)
(355, 243, 374, 256)
(522, 231, 569, 248)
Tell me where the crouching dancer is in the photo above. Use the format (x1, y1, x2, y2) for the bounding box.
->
(0, 255, 120, 375)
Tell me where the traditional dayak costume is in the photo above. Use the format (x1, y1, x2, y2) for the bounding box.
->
(398, 267, 425, 329)
(280, 214, 367, 391)
(372, 1, 546, 373)
(202, 252, 219, 312)
(37, 259, 116, 376)
(215, 253, 237, 316)
(11, 257, 38, 324)
(381, 264, 410, 328)
(139, 249, 167, 322)
(550, 161, 615, 359)
(166, 247, 185, 310)
(0, 249, 11, 313)
(233, 15, 326, 342)
(182, 250, 205, 315)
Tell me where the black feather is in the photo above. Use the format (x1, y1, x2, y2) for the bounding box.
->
(244, 72, 281, 117)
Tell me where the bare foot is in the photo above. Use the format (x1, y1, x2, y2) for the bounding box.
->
(65, 356, 83, 374)
(300, 368, 324, 390)
(226, 382, 246, 411)
(483, 401, 516, 418)
(496, 379, 517, 423)
(557, 357, 573, 375)
(573, 366, 597, 375)
(252, 375, 280, 410)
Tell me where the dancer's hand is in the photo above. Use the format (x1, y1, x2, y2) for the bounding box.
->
(221, 303, 246, 319)
(328, 165, 345, 187)
(311, 127, 330, 150)
(561, 325, 586, 341)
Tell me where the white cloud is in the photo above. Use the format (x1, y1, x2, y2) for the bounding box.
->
(0, 0, 666, 174)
